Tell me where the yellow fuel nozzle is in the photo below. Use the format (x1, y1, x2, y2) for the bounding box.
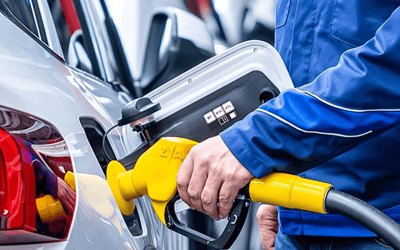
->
(107, 136, 332, 226)
(106, 137, 198, 225)
(249, 173, 333, 214)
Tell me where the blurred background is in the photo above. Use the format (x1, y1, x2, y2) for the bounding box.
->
(104, 0, 276, 80)
(49, 0, 275, 87)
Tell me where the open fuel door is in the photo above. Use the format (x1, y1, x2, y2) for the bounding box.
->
(120, 40, 293, 166)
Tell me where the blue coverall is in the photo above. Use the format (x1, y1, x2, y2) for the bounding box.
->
(220, 0, 400, 247)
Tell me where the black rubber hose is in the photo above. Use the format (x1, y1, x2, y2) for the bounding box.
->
(325, 189, 400, 250)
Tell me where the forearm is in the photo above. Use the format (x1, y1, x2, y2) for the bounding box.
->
(221, 6, 400, 178)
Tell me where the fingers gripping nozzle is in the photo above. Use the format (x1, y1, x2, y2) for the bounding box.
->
(106, 137, 198, 224)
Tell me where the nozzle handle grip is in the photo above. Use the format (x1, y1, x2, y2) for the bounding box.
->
(165, 194, 251, 250)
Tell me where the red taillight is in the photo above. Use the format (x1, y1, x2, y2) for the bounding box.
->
(0, 150, 4, 216)
(0, 108, 76, 244)
(0, 129, 33, 231)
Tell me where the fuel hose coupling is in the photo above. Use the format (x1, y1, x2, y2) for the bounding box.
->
(249, 173, 333, 214)
(107, 137, 198, 224)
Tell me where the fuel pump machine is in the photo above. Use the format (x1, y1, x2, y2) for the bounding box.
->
(105, 41, 400, 249)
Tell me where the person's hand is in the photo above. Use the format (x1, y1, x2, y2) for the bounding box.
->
(57, 177, 76, 215)
(257, 204, 279, 250)
(176, 135, 254, 220)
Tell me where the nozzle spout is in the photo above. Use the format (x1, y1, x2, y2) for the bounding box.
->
(106, 137, 198, 223)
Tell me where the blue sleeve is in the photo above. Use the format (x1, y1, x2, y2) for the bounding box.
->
(220, 6, 400, 178)
(34, 160, 58, 197)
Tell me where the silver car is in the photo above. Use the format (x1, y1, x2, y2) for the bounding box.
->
(0, 0, 179, 249)
(0, 0, 293, 249)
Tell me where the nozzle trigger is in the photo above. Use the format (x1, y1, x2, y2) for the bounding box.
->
(165, 194, 251, 249)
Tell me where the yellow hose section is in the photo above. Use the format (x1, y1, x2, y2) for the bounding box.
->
(249, 173, 333, 214)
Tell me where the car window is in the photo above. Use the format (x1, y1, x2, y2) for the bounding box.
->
(47, 0, 102, 77)
(0, 0, 67, 59)
(49, 0, 123, 85)
(0, 0, 39, 37)
(48, 0, 74, 57)
(0, 0, 121, 85)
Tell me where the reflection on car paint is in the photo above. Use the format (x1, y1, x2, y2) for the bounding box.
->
(0, 107, 76, 243)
